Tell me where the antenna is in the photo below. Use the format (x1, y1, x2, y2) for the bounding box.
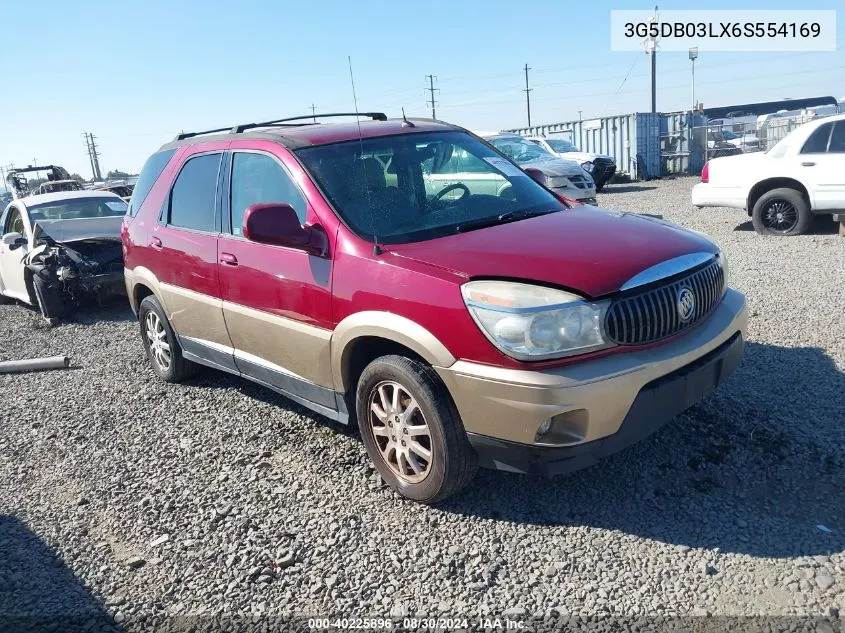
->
(348, 55, 383, 256)
(401, 107, 415, 128)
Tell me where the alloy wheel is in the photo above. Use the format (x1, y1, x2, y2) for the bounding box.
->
(762, 199, 798, 233)
(367, 380, 433, 484)
(145, 311, 172, 372)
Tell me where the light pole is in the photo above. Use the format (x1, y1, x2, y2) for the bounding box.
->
(689, 47, 698, 114)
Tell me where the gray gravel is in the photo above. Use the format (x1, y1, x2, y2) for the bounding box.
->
(1, 176, 844, 629)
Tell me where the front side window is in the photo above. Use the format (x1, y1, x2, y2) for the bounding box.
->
(168, 153, 221, 232)
(801, 122, 833, 154)
(27, 197, 127, 223)
(229, 152, 307, 235)
(4, 207, 25, 234)
(296, 131, 563, 245)
(827, 121, 845, 153)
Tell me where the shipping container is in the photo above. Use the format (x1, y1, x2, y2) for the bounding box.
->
(507, 113, 662, 180)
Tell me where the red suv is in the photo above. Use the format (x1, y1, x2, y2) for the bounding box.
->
(122, 113, 747, 503)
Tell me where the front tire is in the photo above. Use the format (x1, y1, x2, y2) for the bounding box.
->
(751, 187, 812, 236)
(356, 355, 478, 504)
(138, 295, 196, 382)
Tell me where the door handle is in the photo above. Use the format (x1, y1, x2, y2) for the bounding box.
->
(801, 161, 816, 167)
(219, 252, 238, 266)
(149, 236, 163, 249)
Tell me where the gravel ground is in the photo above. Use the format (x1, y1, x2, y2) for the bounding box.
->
(1, 176, 844, 631)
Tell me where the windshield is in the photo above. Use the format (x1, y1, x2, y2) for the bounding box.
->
(546, 139, 579, 153)
(488, 136, 554, 164)
(295, 131, 563, 244)
(27, 197, 128, 224)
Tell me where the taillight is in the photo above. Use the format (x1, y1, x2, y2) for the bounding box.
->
(701, 161, 710, 183)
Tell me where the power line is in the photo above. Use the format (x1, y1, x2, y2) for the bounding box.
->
(424, 75, 439, 119)
(310, 103, 317, 123)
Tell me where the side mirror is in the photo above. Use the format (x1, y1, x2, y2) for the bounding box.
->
(1, 232, 26, 250)
(522, 167, 547, 186)
(242, 203, 328, 257)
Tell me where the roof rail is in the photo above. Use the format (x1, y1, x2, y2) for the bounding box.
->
(231, 112, 387, 133)
(174, 112, 388, 142)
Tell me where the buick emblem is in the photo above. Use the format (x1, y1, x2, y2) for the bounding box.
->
(676, 287, 696, 322)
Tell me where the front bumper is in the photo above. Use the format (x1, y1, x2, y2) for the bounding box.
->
(435, 288, 747, 474)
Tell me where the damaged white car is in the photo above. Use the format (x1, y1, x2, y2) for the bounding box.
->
(0, 191, 127, 323)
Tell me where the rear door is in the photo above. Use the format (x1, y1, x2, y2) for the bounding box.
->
(151, 145, 236, 371)
(0, 204, 32, 301)
(797, 120, 845, 210)
(216, 142, 335, 409)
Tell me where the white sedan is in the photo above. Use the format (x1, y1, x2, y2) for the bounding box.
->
(692, 113, 845, 236)
(0, 190, 127, 322)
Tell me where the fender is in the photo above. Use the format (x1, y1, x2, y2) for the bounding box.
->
(331, 311, 456, 392)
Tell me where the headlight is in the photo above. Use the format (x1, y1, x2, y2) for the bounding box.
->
(717, 250, 729, 286)
(546, 175, 572, 188)
(581, 161, 594, 173)
(461, 281, 613, 361)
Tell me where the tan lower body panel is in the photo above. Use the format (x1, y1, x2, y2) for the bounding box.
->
(158, 282, 232, 349)
(222, 301, 333, 389)
(435, 288, 748, 446)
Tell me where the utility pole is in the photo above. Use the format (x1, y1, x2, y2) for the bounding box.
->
(523, 64, 533, 127)
(424, 74, 439, 119)
(645, 6, 659, 113)
(83, 132, 102, 180)
(310, 103, 317, 123)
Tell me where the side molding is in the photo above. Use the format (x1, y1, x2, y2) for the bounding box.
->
(331, 311, 456, 392)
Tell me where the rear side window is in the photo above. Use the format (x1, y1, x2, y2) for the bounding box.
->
(229, 152, 307, 234)
(128, 149, 176, 217)
(828, 121, 845, 153)
(168, 153, 222, 232)
(800, 122, 833, 154)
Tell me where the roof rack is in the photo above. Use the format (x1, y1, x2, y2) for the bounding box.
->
(174, 112, 388, 141)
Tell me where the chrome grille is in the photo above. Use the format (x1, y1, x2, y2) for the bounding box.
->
(605, 258, 725, 345)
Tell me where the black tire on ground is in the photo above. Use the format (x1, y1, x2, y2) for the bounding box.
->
(138, 295, 197, 382)
(751, 187, 812, 236)
(356, 355, 478, 504)
(595, 182, 605, 193)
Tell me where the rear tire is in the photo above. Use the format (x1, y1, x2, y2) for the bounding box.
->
(751, 187, 812, 236)
(356, 355, 478, 504)
(138, 295, 197, 382)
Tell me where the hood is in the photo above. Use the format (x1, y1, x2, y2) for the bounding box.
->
(519, 155, 587, 178)
(33, 216, 124, 244)
(387, 206, 718, 298)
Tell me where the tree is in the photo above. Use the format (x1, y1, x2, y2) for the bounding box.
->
(70, 173, 85, 183)
(107, 169, 132, 179)
(27, 178, 46, 190)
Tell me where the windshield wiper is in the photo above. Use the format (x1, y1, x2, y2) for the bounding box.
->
(455, 210, 550, 233)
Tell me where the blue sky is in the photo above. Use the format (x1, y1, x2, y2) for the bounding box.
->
(1, 0, 843, 179)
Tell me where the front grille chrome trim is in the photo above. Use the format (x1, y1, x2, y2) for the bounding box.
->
(619, 252, 716, 292)
(605, 257, 725, 346)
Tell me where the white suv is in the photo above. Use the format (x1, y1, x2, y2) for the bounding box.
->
(692, 113, 845, 236)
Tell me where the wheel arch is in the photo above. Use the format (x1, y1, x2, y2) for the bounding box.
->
(126, 267, 166, 315)
(747, 178, 810, 216)
(331, 312, 456, 395)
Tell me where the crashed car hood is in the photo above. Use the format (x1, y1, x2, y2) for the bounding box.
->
(33, 217, 124, 243)
(517, 155, 587, 178)
(387, 206, 718, 298)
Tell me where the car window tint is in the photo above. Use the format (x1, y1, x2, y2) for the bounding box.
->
(129, 149, 176, 217)
(800, 122, 833, 154)
(169, 153, 221, 232)
(230, 153, 306, 235)
(828, 121, 845, 153)
(4, 207, 24, 234)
